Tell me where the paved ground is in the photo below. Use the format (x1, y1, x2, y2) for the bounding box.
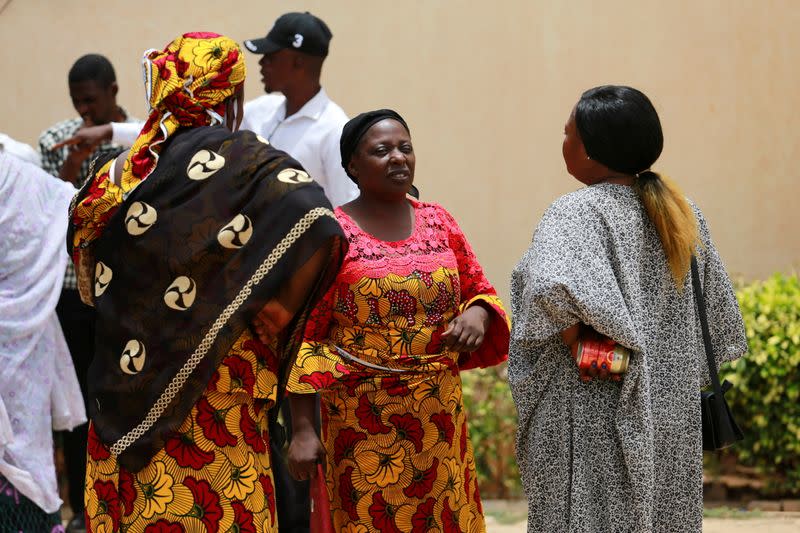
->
(488, 515, 800, 532)
(64, 501, 800, 531)
(482, 500, 800, 532)
(704, 514, 800, 532)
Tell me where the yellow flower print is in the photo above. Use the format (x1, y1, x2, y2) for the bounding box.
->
(383, 272, 417, 291)
(295, 342, 326, 368)
(256, 369, 278, 399)
(342, 326, 368, 348)
(342, 524, 370, 533)
(412, 372, 444, 404)
(223, 453, 258, 500)
(190, 38, 229, 72)
(324, 393, 347, 421)
(139, 461, 175, 518)
(365, 447, 407, 488)
(92, 519, 113, 533)
(442, 457, 463, 495)
(357, 277, 385, 298)
(387, 322, 421, 355)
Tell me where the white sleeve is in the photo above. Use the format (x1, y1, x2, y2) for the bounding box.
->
(240, 103, 255, 132)
(0, 133, 41, 166)
(111, 122, 144, 147)
(319, 129, 359, 208)
(240, 98, 262, 133)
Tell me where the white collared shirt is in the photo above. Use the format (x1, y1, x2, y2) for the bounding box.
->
(241, 88, 358, 207)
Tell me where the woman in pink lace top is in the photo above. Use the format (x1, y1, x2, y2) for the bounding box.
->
(284, 109, 510, 532)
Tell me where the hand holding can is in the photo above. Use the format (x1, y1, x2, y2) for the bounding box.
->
(575, 335, 629, 382)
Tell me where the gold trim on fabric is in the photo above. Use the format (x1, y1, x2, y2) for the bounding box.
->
(70, 155, 101, 307)
(76, 250, 97, 307)
(68, 155, 99, 221)
(109, 207, 335, 456)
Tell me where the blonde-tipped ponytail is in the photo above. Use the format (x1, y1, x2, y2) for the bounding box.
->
(634, 171, 698, 286)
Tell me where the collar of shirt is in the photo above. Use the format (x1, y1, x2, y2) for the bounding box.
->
(240, 89, 358, 208)
(276, 87, 331, 124)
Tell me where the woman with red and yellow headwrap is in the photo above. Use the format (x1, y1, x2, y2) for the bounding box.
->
(71, 33, 345, 532)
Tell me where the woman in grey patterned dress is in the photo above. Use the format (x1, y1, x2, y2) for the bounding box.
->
(509, 86, 747, 532)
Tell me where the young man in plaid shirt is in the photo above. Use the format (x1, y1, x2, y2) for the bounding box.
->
(37, 53, 137, 533)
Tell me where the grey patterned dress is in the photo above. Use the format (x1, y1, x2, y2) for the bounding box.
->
(509, 184, 746, 533)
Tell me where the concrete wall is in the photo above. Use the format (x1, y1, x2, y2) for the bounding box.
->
(2, 0, 797, 300)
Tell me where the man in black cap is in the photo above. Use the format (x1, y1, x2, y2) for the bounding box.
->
(245, 22, 348, 531)
(243, 11, 357, 208)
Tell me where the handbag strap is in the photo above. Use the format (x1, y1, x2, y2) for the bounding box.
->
(690, 256, 724, 398)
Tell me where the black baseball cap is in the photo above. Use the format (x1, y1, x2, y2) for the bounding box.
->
(244, 12, 332, 57)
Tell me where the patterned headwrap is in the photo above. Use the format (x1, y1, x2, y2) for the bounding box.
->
(125, 32, 246, 188)
(70, 32, 245, 266)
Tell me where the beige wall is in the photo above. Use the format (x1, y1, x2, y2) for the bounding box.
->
(2, 0, 798, 301)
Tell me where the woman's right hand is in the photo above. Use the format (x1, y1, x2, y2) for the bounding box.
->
(287, 429, 325, 481)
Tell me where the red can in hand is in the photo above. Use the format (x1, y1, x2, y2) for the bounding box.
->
(575, 336, 630, 374)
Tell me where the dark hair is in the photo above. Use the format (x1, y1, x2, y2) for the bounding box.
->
(575, 85, 663, 175)
(576, 85, 697, 285)
(68, 54, 116, 87)
(340, 108, 409, 183)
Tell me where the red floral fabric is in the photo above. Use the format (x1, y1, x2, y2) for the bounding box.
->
(288, 201, 510, 532)
(85, 331, 279, 532)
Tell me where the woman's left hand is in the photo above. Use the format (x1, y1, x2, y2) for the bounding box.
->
(561, 324, 623, 383)
(251, 245, 331, 345)
(251, 299, 292, 345)
(442, 304, 491, 352)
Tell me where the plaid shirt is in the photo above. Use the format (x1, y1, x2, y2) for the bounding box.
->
(38, 110, 138, 290)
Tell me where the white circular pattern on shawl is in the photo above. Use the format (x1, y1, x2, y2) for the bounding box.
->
(125, 202, 158, 236)
(186, 149, 225, 180)
(120, 340, 146, 375)
(164, 276, 197, 311)
(94, 261, 113, 297)
(107, 207, 336, 457)
(217, 214, 253, 249)
(277, 168, 312, 184)
(256, 134, 270, 145)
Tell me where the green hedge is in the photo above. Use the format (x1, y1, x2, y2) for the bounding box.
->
(462, 364, 522, 498)
(721, 273, 800, 495)
(463, 273, 800, 499)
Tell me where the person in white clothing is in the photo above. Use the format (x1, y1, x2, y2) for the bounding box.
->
(0, 151, 86, 532)
(0, 133, 41, 166)
(242, 11, 357, 207)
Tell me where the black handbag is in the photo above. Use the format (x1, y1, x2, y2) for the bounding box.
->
(691, 256, 744, 451)
(269, 407, 311, 533)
